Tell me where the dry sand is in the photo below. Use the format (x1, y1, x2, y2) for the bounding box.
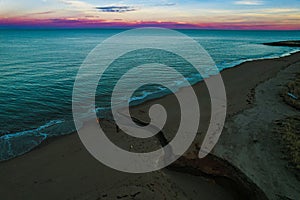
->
(214, 59, 300, 200)
(1, 52, 300, 200)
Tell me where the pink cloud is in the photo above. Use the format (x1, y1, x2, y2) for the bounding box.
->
(0, 17, 299, 30)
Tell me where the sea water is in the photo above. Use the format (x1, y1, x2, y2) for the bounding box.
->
(0, 29, 299, 160)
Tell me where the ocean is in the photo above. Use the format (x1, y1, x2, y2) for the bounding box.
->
(0, 29, 299, 161)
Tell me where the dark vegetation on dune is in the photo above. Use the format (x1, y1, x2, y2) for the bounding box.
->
(263, 40, 300, 47)
(281, 73, 300, 110)
(274, 116, 300, 172)
(274, 75, 300, 172)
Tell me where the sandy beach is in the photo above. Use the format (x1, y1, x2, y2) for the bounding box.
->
(1, 52, 300, 200)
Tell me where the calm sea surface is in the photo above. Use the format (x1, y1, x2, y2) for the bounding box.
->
(0, 29, 299, 160)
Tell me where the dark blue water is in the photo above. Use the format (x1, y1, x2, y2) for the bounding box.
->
(0, 29, 299, 160)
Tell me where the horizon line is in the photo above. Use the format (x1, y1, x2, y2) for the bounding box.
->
(1, 27, 300, 31)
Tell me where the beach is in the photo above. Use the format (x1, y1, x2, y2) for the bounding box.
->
(0, 52, 300, 200)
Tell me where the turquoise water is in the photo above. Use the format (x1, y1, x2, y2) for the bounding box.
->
(0, 29, 299, 160)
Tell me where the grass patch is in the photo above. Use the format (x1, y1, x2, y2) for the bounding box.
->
(274, 116, 300, 171)
(281, 73, 300, 110)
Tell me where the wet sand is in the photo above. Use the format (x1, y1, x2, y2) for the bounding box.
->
(1, 52, 300, 200)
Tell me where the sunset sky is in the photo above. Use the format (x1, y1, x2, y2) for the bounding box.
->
(0, 0, 300, 29)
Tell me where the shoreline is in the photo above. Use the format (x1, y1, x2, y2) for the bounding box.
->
(1, 51, 300, 199)
(1, 48, 299, 162)
(1, 48, 300, 162)
(129, 49, 300, 109)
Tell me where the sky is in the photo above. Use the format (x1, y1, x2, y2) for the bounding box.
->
(0, 0, 300, 29)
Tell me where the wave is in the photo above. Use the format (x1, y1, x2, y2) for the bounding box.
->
(0, 119, 67, 161)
